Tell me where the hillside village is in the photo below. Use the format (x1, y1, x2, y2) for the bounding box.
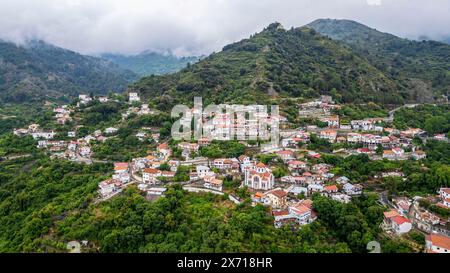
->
(11, 93, 450, 253)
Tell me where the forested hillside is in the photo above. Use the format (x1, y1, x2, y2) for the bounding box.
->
(0, 40, 137, 103)
(308, 19, 450, 102)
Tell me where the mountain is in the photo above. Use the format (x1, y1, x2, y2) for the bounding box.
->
(0, 40, 137, 103)
(131, 22, 408, 110)
(102, 52, 201, 77)
(308, 19, 450, 102)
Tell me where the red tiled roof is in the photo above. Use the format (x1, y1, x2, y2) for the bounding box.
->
(391, 216, 410, 225)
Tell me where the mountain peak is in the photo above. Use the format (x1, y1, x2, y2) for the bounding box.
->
(265, 22, 285, 30)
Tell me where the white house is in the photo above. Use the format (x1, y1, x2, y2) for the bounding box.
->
(343, 183, 363, 196)
(113, 172, 130, 184)
(98, 179, 122, 197)
(129, 92, 141, 102)
(104, 127, 119, 134)
(78, 94, 92, 104)
(31, 131, 56, 140)
(196, 165, 214, 178)
(98, 96, 109, 103)
(412, 150, 426, 160)
(331, 193, 351, 203)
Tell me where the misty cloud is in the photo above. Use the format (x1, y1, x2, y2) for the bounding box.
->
(0, 0, 449, 56)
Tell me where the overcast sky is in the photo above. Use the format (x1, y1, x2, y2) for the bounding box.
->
(0, 0, 449, 56)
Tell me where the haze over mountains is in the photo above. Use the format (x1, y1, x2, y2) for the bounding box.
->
(102, 52, 201, 77)
(1, 19, 449, 105)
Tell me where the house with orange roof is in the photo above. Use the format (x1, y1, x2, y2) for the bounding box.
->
(319, 130, 337, 143)
(287, 160, 307, 171)
(273, 199, 316, 228)
(425, 233, 450, 253)
(263, 188, 288, 208)
(114, 162, 129, 174)
(142, 168, 162, 184)
(252, 192, 265, 203)
(204, 178, 223, 192)
(157, 143, 172, 158)
(276, 150, 295, 161)
(324, 185, 339, 195)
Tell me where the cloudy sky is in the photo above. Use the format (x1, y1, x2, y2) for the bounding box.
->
(0, 0, 449, 56)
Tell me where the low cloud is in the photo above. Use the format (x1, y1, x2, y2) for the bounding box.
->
(0, 0, 449, 56)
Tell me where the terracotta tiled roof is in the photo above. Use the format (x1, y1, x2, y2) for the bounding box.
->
(254, 192, 264, 198)
(383, 210, 400, 219)
(324, 185, 338, 192)
(291, 204, 311, 215)
(426, 234, 450, 250)
(267, 189, 287, 199)
(144, 168, 160, 174)
(272, 209, 290, 217)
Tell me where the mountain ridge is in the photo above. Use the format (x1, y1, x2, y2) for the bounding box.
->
(0, 39, 137, 103)
(130, 21, 417, 110)
(308, 19, 450, 102)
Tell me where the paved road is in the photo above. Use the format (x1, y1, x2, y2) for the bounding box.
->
(387, 104, 419, 122)
(0, 154, 32, 161)
(379, 191, 394, 208)
(183, 186, 242, 204)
